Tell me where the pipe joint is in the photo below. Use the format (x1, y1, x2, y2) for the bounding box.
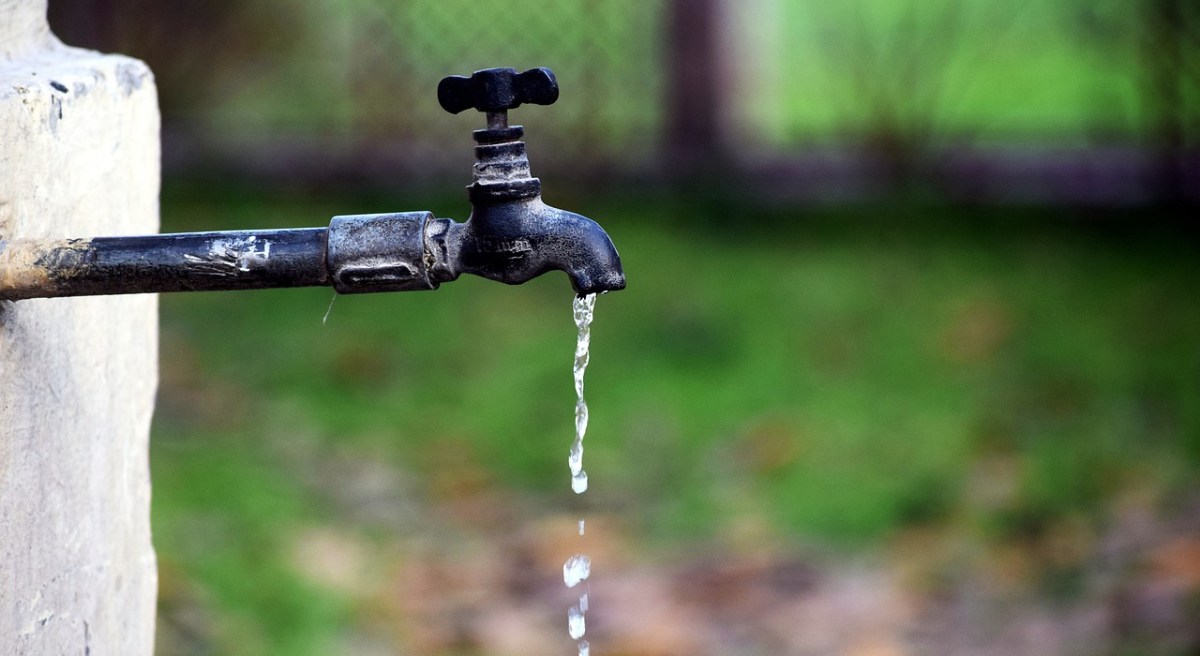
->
(326, 212, 437, 293)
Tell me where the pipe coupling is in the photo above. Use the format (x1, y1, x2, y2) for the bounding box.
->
(326, 212, 439, 293)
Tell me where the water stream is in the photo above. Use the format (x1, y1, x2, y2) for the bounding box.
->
(566, 293, 597, 655)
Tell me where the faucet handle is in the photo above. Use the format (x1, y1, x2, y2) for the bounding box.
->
(437, 67, 559, 118)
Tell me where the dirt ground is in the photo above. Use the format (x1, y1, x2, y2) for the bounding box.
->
(158, 450, 1200, 656)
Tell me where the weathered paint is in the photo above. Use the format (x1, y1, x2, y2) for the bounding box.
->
(181, 235, 269, 274)
(0, 238, 92, 298)
(0, 228, 330, 299)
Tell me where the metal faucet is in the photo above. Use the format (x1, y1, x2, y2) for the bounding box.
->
(0, 67, 625, 301)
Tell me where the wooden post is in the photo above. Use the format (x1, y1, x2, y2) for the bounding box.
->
(1141, 0, 1194, 208)
(664, 0, 729, 179)
(0, 0, 160, 653)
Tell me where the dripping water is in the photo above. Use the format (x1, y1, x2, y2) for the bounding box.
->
(565, 293, 596, 654)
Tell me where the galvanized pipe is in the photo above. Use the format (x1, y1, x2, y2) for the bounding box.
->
(0, 212, 441, 301)
(0, 229, 327, 300)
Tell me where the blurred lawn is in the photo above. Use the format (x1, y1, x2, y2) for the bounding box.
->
(151, 185, 1200, 653)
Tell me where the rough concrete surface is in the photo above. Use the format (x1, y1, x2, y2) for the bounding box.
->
(1, 1, 160, 653)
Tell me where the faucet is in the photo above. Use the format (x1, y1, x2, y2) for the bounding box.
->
(0, 67, 625, 301)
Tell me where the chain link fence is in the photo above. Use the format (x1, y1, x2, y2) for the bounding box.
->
(48, 0, 1199, 201)
(50, 0, 666, 183)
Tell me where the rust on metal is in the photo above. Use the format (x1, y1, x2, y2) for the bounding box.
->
(0, 238, 93, 300)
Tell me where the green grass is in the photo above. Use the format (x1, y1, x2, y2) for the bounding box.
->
(151, 187, 1200, 653)
(771, 0, 1147, 142)
(153, 435, 351, 653)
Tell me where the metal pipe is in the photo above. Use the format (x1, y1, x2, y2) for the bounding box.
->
(0, 228, 330, 300)
(0, 211, 447, 300)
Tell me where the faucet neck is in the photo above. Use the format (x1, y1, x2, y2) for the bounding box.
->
(469, 126, 542, 203)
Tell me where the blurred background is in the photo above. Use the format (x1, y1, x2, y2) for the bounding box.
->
(50, 0, 1200, 654)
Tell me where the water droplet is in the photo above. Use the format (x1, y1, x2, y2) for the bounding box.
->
(563, 554, 591, 588)
(578, 519, 585, 535)
(572, 470, 589, 493)
(568, 605, 586, 639)
(579, 593, 589, 613)
(579, 640, 590, 655)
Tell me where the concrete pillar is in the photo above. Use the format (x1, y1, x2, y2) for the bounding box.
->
(0, 1, 160, 653)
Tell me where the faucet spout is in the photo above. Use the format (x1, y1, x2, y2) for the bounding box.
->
(436, 197, 625, 296)
(425, 81, 626, 296)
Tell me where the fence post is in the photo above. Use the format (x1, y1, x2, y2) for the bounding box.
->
(664, 0, 729, 179)
(0, 1, 160, 653)
(1141, 0, 1195, 208)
